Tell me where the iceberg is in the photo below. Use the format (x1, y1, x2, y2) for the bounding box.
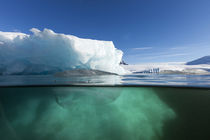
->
(0, 87, 175, 140)
(0, 28, 126, 75)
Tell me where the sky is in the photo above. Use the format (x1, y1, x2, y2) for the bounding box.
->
(0, 0, 210, 64)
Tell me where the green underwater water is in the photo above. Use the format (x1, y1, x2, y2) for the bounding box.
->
(0, 87, 210, 140)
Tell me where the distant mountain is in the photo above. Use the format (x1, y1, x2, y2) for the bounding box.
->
(186, 56, 210, 65)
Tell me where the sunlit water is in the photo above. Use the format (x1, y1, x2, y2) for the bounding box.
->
(0, 74, 210, 140)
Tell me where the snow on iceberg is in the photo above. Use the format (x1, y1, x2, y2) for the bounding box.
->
(0, 28, 126, 75)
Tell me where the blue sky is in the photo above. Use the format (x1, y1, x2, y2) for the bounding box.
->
(0, 0, 210, 64)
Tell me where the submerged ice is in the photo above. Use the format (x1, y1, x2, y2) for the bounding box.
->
(0, 28, 126, 75)
(0, 87, 175, 140)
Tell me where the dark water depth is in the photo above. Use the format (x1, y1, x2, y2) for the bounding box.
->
(0, 86, 210, 140)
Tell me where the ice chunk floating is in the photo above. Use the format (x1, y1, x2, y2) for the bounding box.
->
(0, 28, 126, 75)
(0, 87, 175, 140)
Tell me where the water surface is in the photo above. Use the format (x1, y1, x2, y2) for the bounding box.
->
(0, 74, 210, 87)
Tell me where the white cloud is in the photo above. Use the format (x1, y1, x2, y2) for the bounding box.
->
(170, 47, 188, 50)
(13, 29, 21, 33)
(132, 53, 189, 60)
(132, 47, 153, 50)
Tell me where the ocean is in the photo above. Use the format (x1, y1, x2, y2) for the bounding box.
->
(0, 74, 210, 140)
(0, 73, 210, 87)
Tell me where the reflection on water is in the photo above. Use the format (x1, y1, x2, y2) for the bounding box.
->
(0, 74, 210, 87)
(0, 87, 175, 140)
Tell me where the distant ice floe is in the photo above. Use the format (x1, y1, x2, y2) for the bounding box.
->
(123, 62, 210, 75)
(0, 28, 127, 75)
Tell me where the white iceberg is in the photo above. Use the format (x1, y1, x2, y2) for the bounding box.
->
(0, 28, 126, 75)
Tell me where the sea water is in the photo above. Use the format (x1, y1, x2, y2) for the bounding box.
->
(0, 74, 210, 87)
(0, 86, 210, 140)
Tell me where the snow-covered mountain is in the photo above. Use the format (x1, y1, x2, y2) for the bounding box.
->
(186, 56, 210, 65)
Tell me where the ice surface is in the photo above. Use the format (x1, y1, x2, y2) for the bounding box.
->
(0, 87, 175, 140)
(0, 28, 126, 75)
(123, 62, 210, 74)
